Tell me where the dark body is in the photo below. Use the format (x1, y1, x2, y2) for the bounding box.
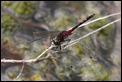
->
(52, 14, 95, 49)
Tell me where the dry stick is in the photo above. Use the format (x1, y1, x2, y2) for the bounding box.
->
(14, 62, 25, 81)
(34, 45, 54, 61)
(78, 12, 121, 28)
(1, 13, 121, 63)
(2, 17, 120, 81)
(59, 12, 121, 50)
(65, 18, 121, 49)
(1, 59, 34, 63)
(53, 12, 121, 51)
(1, 45, 54, 63)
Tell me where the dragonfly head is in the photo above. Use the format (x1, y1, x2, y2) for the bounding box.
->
(51, 38, 59, 46)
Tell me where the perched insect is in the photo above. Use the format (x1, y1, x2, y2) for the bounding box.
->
(51, 14, 95, 50)
(29, 14, 95, 50)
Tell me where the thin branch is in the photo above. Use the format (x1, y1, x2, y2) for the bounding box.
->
(34, 45, 53, 61)
(78, 12, 121, 28)
(14, 62, 25, 81)
(1, 45, 54, 63)
(64, 18, 121, 49)
(35, 52, 52, 62)
(1, 13, 121, 63)
(1, 59, 34, 63)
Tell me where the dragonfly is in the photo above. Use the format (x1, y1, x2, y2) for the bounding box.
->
(51, 14, 95, 50)
(29, 14, 95, 50)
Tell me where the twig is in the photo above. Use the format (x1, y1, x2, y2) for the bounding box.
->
(14, 62, 25, 81)
(1, 59, 34, 63)
(34, 45, 53, 61)
(1, 13, 121, 63)
(64, 18, 121, 49)
(35, 52, 52, 62)
(78, 12, 121, 28)
(1, 45, 54, 63)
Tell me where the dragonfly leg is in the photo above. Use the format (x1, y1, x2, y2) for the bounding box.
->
(53, 45, 61, 51)
(27, 37, 42, 45)
(62, 39, 71, 48)
(59, 45, 61, 50)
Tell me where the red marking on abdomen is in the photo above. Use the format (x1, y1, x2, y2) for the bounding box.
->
(67, 29, 72, 33)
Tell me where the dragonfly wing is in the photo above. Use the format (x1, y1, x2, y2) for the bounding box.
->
(33, 31, 60, 39)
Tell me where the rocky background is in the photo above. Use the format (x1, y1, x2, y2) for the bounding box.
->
(1, 1, 121, 81)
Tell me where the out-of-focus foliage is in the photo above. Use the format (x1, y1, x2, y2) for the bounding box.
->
(1, 1, 121, 81)
(1, 1, 36, 16)
(1, 15, 16, 32)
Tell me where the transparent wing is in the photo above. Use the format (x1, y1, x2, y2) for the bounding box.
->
(28, 31, 60, 44)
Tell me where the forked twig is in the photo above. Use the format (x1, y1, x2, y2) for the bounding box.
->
(1, 45, 54, 63)
(64, 18, 121, 49)
(1, 13, 121, 63)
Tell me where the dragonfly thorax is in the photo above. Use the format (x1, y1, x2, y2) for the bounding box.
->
(51, 31, 71, 46)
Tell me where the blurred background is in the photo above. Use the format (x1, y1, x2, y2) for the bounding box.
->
(1, 1, 121, 81)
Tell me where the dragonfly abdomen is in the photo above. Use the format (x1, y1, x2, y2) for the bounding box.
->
(71, 14, 95, 31)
